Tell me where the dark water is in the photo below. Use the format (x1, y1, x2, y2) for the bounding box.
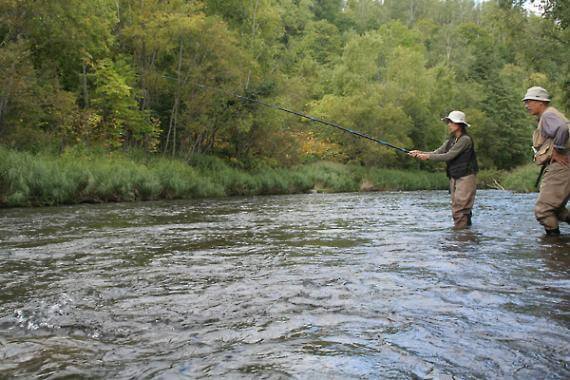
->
(1, 190, 569, 379)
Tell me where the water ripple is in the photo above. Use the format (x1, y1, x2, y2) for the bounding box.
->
(0, 190, 569, 379)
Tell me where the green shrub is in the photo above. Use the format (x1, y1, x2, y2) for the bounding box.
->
(502, 164, 540, 193)
(477, 169, 506, 190)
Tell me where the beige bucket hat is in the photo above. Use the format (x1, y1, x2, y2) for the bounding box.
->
(522, 86, 550, 102)
(441, 110, 470, 127)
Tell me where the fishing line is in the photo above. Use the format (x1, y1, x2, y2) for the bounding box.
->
(152, 74, 410, 153)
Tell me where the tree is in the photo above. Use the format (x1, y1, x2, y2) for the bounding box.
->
(89, 58, 160, 150)
(309, 93, 413, 166)
(0, 0, 568, 171)
(10, 0, 117, 92)
(311, 0, 343, 23)
(290, 20, 343, 66)
(471, 65, 531, 169)
(535, 0, 570, 27)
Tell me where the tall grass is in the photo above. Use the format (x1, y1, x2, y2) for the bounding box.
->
(475, 165, 540, 193)
(0, 148, 84, 206)
(297, 162, 362, 192)
(0, 146, 538, 208)
(364, 167, 448, 191)
(501, 164, 541, 193)
(0, 147, 224, 206)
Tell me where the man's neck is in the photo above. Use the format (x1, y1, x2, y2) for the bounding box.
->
(537, 105, 550, 118)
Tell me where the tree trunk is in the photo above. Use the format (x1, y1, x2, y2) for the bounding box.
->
(113, 0, 121, 23)
(190, 132, 204, 155)
(446, 34, 452, 64)
(207, 126, 220, 153)
(82, 62, 89, 108)
(141, 49, 157, 111)
(245, 0, 260, 91)
(0, 62, 17, 128)
(409, 0, 416, 25)
(0, 82, 11, 128)
(164, 41, 184, 156)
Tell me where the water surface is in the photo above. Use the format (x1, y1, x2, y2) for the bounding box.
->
(1, 190, 569, 379)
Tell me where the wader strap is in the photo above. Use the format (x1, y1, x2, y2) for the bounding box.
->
(535, 163, 548, 189)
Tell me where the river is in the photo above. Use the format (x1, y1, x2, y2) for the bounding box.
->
(1, 190, 569, 379)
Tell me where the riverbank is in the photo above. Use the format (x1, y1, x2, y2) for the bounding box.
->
(0, 147, 539, 207)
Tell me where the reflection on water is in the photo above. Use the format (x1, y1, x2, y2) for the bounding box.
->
(0, 190, 569, 379)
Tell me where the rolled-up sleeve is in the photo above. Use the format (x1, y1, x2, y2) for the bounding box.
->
(428, 136, 472, 162)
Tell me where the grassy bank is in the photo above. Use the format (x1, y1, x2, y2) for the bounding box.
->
(0, 147, 539, 207)
(477, 164, 541, 193)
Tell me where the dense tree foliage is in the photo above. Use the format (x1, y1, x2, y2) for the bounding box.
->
(0, 0, 568, 170)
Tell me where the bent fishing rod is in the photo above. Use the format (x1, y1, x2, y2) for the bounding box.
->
(191, 82, 410, 154)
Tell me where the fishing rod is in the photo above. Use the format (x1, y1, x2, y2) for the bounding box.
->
(191, 82, 410, 154)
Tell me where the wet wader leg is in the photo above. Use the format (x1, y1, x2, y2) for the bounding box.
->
(559, 204, 570, 224)
(534, 162, 570, 232)
(450, 174, 477, 229)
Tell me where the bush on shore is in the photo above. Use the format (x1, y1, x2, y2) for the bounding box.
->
(500, 164, 541, 193)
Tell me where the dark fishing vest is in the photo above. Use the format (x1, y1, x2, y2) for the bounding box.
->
(444, 135, 479, 179)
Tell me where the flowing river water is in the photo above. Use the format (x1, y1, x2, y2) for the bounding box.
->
(0, 190, 569, 379)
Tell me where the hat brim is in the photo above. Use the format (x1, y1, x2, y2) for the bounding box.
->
(441, 117, 470, 127)
(522, 96, 550, 102)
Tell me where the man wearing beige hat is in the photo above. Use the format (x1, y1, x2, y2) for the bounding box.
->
(409, 110, 478, 229)
(523, 86, 570, 236)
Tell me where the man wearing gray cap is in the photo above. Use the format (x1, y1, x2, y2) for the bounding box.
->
(523, 86, 570, 236)
(409, 110, 478, 229)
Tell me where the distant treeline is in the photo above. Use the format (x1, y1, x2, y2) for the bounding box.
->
(0, 1, 568, 173)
